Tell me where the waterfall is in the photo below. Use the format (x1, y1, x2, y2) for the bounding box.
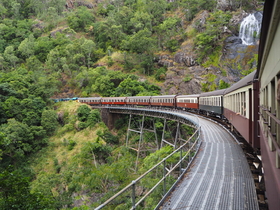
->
(239, 13, 262, 45)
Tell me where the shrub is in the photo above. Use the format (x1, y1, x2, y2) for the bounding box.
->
(77, 105, 91, 122)
(67, 139, 77, 151)
(97, 130, 119, 144)
(87, 109, 101, 128)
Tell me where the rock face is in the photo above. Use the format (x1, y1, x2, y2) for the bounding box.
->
(217, 0, 242, 11)
(66, 0, 95, 9)
(223, 36, 246, 60)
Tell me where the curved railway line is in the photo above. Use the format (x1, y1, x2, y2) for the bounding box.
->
(159, 111, 259, 210)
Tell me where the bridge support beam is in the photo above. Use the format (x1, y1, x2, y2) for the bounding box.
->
(126, 114, 159, 171)
(100, 108, 122, 130)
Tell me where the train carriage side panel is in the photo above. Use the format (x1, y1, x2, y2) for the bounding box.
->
(255, 1, 280, 209)
(78, 97, 102, 105)
(126, 96, 151, 106)
(101, 97, 127, 105)
(176, 95, 199, 109)
(223, 87, 252, 143)
(199, 89, 226, 116)
(150, 95, 176, 108)
(223, 71, 256, 144)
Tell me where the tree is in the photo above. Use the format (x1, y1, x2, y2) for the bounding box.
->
(34, 37, 54, 62)
(122, 28, 156, 54)
(46, 7, 59, 29)
(114, 77, 145, 96)
(145, 0, 167, 26)
(0, 167, 54, 209)
(107, 24, 126, 49)
(41, 110, 59, 135)
(30, 0, 65, 17)
(0, 54, 5, 70)
(0, 4, 7, 19)
(3, 46, 19, 67)
(18, 34, 35, 59)
(67, 6, 95, 32)
(81, 39, 96, 68)
(77, 105, 91, 122)
(195, 10, 232, 63)
(130, 11, 152, 33)
(155, 17, 180, 50)
(11, 2, 20, 19)
(87, 109, 101, 128)
(3, 96, 21, 120)
(181, 0, 216, 21)
(218, 80, 230, 89)
(0, 119, 33, 159)
(46, 47, 66, 72)
(20, 96, 46, 126)
(113, 6, 134, 34)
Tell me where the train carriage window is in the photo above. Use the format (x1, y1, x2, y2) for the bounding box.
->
(231, 95, 233, 111)
(243, 92, 246, 116)
(238, 93, 241, 114)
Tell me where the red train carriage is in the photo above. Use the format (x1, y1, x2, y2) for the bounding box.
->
(126, 96, 151, 106)
(101, 97, 127, 105)
(176, 94, 199, 110)
(78, 97, 102, 106)
(150, 95, 176, 108)
(223, 71, 259, 146)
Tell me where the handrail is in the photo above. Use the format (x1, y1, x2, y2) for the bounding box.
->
(259, 109, 280, 158)
(260, 105, 280, 125)
(95, 127, 201, 210)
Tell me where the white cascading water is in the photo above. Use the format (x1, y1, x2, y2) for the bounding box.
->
(239, 13, 262, 45)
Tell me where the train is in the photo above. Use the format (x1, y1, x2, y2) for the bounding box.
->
(77, 70, 258, 145)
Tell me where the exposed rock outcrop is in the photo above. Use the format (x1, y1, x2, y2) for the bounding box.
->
(66, 0, 95, 9)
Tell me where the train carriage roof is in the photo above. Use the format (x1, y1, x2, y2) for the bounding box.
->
(151, 95, 176, 99)
(224, 70, 256, 94)
(101, 97, 127, 100)
(126, 96, 152, 99)
(176, 94, 199, 99)
(78, 97, 102, 100)
(199, 89, 227, 97)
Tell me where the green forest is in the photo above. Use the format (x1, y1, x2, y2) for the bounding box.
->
(0, 0, 263, 209)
